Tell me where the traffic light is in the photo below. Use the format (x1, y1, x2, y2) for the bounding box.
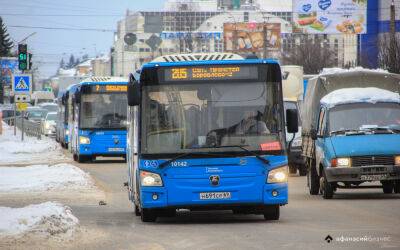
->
(18, 44, 28, 71)
(28, 53, 33, 70)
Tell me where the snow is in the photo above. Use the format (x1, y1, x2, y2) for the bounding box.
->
(320, 67, 389, 76)
(58, 68, 77, 77)
(77, 59, 92, 68)
(0, 202, 78, 237)
(0, 164, 94, 193)
(321, 87, 400, 108)
(0, 122, 67, 165)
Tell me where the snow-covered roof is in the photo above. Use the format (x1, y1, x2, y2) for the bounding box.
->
(320, 67, 389, 76)
(58, 68, 77, 77)
(321, 87, 400, 108)
(77, 59, 92, 68)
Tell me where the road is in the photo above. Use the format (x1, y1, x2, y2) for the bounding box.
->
(49, 158, 400, 250)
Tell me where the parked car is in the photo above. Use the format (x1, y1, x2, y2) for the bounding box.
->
(39, 102, 58, 113)
(41, 112, 57, 136)
(26, 107, 47, 123)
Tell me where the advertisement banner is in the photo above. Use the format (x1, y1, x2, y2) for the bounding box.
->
(293, 0, 367, 34)
(223, 23, 281, 53)
(0, 57, 19, 97)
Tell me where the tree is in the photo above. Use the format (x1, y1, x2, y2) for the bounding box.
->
(75, 57, 81, 66)
(67, 54, 75, 68)
(59, 58, 65, 69)
(378, 33, 400, 74)
(282, 35, 337, 74)
(0, 17, 13, 57)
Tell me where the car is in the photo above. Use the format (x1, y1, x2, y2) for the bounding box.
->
(26, 107, 47, 123)
(41, 112, 57, 136)
(39, 103, 58, 113)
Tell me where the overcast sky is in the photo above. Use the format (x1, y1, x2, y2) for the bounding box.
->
(1, 0, 166, 78)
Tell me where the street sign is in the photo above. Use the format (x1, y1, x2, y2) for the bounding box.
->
(16, 103, 28, 111)
(14, 94, 31, 103)
(12, 74, 32, 95)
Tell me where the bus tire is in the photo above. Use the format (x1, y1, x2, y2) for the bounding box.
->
(73, 154, 78, 162)
(308, 160, 320, 195)
(141, 209, 157, 222)
(263, 205, 279, 220)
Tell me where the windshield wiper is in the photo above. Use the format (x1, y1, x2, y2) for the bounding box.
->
(192, 145, 270, 165)
(330, 129, 366, 136)
(362, 127, 400, 134)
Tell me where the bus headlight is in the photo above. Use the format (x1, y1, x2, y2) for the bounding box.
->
(140, 171, 163, 187)
(79, 136, 90, 144)
(267, 166, 288, 183)
(65, 130, 69, 135)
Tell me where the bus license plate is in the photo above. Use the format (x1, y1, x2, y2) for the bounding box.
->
(200, 192, 231, 200)
(108, 148, 124, 152)
(360, 174, 387, 181)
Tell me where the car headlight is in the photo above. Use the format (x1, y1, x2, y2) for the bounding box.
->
(45, 122, 51, 129)
(267, 166, 288, 183)
(140, 170, 163, 187)
(291, 137, 302, 148)
(79, 136, 90, 144)
(331, 157, 351, 168)
(395, 156, 400, 166)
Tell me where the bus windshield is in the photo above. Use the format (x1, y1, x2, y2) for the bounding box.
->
(80, 93, 127, 129)
(141, 81, 282, 155)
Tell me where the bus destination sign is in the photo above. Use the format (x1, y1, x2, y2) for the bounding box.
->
(92, 85, 127, 93)
(163, 65, 259, 82)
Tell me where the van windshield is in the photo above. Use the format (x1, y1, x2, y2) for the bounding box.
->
(329, 102, 400, 133)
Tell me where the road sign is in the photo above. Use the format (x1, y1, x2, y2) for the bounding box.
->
(16, 103, 28, 111)
(12, 74, 32, 94)
(14, 94, 31, 103)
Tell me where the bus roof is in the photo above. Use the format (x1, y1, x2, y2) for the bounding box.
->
(80, 77, 128, 86)
(142, 58, 280, 70)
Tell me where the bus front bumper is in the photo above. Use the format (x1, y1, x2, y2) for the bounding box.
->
(140, 183, 288, 209)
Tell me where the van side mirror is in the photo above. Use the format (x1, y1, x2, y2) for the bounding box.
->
(310, 128, 318, 140)
(286, 109, 299, 134)
(128, 73, 140, 106)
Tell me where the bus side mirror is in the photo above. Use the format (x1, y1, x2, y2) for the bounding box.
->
(128, 73, 140, 106)
(286, 109, 299, 134)
(75, 92, 81, 104)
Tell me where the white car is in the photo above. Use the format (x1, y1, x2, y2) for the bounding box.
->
(41, 112, 57, 136)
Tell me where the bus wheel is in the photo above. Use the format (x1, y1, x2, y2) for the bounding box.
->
(263, 205, 280, 220)
(141, 209, 157, 222)
(77, 155, 88, 163)
(73, 154, 78, 162)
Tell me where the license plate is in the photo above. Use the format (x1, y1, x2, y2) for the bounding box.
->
(108, 148, 124, 152)
(199, 192, 231, 200)
(360, 174, 387, 181)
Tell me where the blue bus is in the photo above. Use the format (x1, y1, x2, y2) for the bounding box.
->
(126, 53, 299, 222)
(56, 90, 67, 147)
(69, 77, 128, 163)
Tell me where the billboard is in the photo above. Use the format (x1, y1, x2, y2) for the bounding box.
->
(293, 0, 367, 34)
(1, 57, 19, 99)
(223, 23, 281, 53)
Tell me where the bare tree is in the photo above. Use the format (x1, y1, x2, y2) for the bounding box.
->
(282, 35, 337, 74)
(378, 33, 400, 74)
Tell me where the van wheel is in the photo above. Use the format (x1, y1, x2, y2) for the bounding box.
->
(141, 209, 157, 222)
(134, 204, 141, 216)
(73, 154, 78, 162)
(289, 165, 297, 174)
(394, 181, 400, 194)
(308, 161, 320, 195)
(299, 165, 307, 176)
(382, 181, 394, 194)
(321, 170, 334, 199)
(263, 205, 280, 220)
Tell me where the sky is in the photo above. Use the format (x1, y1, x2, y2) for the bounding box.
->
(1, 0, 166, 78)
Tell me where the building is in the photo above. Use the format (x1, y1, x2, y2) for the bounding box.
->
(92, 55, 111, 76)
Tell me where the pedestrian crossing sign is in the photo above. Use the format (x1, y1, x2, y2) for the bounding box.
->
(12, 74, 32, 94)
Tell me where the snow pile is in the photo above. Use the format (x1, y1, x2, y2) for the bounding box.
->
(0, 164, 94, 193)
(321, 87, 400, 108)
(320, 67, 389, 76)
(0, 123, 67, 164)
(0, 202, 79, 237)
